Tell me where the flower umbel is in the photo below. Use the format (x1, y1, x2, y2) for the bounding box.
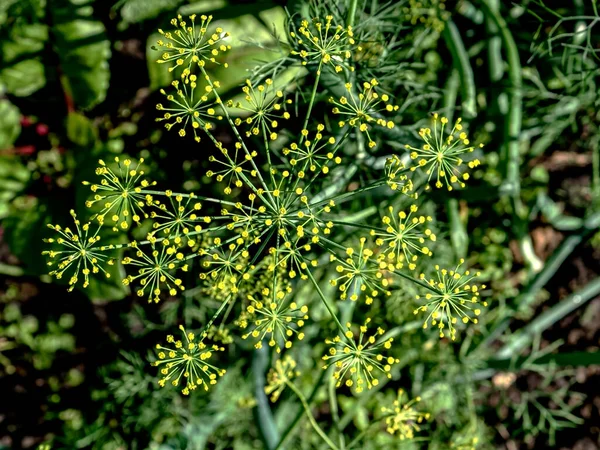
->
(265, 355, 299, 402)
(231, 78, 292, 140)
(242, 286, 308, 352)
(155, 14, 231, 72)
(154, 325, 226, 395)
(322, 319, 398, 393)
(414, 259, 487, 340)
(330, 79, 397, 148)
(290, 16, 356, 73)
(371, 205, 435, 270)
(380, 389, 430, 440)
(406, 113, 482, 191)
(43, 210, 115, 290)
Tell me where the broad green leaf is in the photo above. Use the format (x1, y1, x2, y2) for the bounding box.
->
(0, 99, 21, 150)
(66, 111, 98, 147)
(51, 0, 111, 109)
(120, 0, 185, 24)
(0, 58, 46, 96)
(0, 22, 48, 95)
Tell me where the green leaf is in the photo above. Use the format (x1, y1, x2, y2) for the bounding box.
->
(51, 0, 111, 109)
(0, 99, 21, 150)
(0, 22, 48, 96)
(3, 196, 56, 275)
(0, 157, 29, 219)
(120, 0, 185, 24)
(66, 111, 97, 147)
(0, 59, 46, 96)
(146, 32, 172, 91)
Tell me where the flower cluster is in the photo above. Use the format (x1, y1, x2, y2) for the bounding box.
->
(290, 15, 356, 73)
(330, 79, 397, 148)
(329, 237, 390, 304)
(380, 389, 430, 440)
(413, 259, 487, 340)
(322, 319, 398, 393)
(265, 355, 299, 402)
(43, 210, 115, 290)
(231, 78, 292, 140)
(155, 14, 231, 71)
(241, 286, 308, 352)
(153, 325, 226, 395)
(406, 114, 482, 191)
(371, 205, 435, 270)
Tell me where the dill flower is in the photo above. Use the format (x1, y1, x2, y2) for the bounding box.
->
(406, 114, 482, 191)
(265, 355, 299, 402)
(322, 318, 398, 393)
(82, 157, 156, 230)
(413, 259, 487, 340)
(269, 239, 316, 280)
(156, 78, 222, 142)
(385, 155, 414, 195)
(231, 78, 292, 140)
(380, 389, 430, 440)
(148, 192, 204, 239)
(122, 239, 187, 303)
(282, 125, 341, 175)
(206, 141, 258, 194)
(371, 205, 436, 270)
(154, 325, 226, 395)
(404, 0, 450, 33)
(330, 79, 397, 148)
(199, 241, 250, 292)
(329, 237, 390, 304)
(43, 210, 115, 290)
(289, 16, 356, 73)
(242, 286, 308, 353)
(155, 14, 231, 72)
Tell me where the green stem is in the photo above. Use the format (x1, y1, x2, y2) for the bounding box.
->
(302, 61, 323, 134)
(442, 20, 476, 119)
(346, 0, 359, 27)
(329, 377, 346, 449)
(274, 368, 327, 450)
(253, 346, 280, 450)
(286, 381, 340, 450)
(496, 277, 600, 359)
(307, 268, 345, 334)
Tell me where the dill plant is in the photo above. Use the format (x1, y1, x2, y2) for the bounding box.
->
(42, 2, 486, 447)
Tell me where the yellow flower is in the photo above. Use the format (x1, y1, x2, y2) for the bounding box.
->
(414, 259, 487, 340)
(406, 114, 482, 191)
(265, 355, 299, 402)
(290, 16, 356, 72)
(43, 210, 115, 290)
(380, 389, 430, 440)
(155, 14, 231, 72)
(330, 79, 397, 147)
(371, 204, 436, 270)
(242, 285, 308, 353)
(323, 318, 398, 393)
(153, 325, 226, 394)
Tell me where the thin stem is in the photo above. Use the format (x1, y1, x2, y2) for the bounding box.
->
(329, 377, 346, 449)
(306, 268, 345, 334)
(301, 61, 323, 134)
(274, 368, 328, 450)
(286, 381, 340, 450)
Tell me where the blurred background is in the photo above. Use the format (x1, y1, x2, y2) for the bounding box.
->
(0, 0, 599, 449)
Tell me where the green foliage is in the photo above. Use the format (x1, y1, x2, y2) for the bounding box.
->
(2, 0, 599, 449)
